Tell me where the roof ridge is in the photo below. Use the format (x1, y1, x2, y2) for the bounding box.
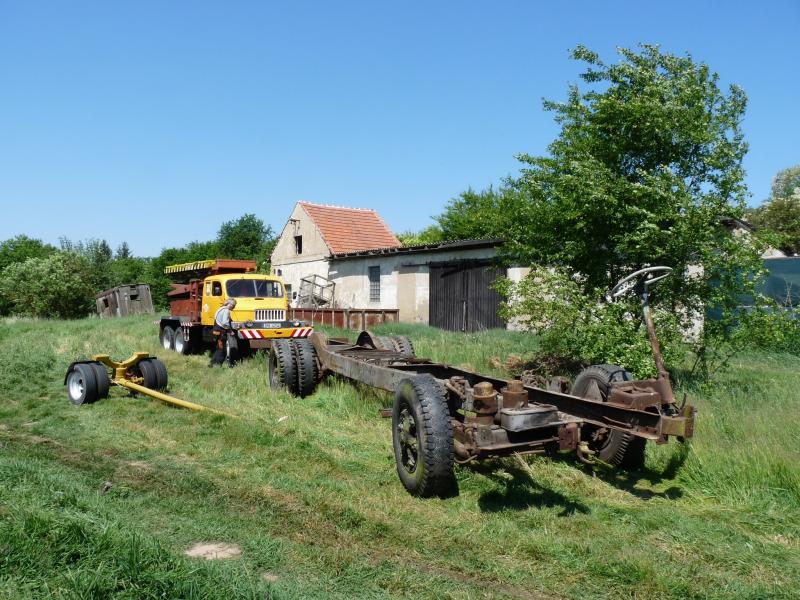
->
(298, 200, 377, 213)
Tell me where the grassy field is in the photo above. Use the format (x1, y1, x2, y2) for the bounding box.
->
(0, 315, 798, 599)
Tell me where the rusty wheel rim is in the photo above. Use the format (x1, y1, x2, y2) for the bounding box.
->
(396, 404, 419, 474)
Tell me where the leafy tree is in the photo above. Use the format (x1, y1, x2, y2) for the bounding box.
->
(115, 241, 132, 260)
(147, 240, 221, 309)
(396, 225, 444, 246)
(747, 164, 800, 255)
(0, 235, 57, 271)
(0, 253, 95, 319)
(0, 235, 58, 315)
(472, 44, 765, 376)
(217, 214, 275, 261)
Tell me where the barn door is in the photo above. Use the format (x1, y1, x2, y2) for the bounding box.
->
(429, 261, 505, 332)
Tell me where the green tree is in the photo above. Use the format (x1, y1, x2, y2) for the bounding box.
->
(217, 214, 275, 262)
(747, 164, 800, 255)
(0, 235, 56, 271)
(480, 44, 765, 375)
(0, 253, 95, 319)
(115, 241, 132, 260)
(396, 225, 444, 246)
(0, 235, 58, 315)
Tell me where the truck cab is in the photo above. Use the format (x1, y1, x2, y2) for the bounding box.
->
(160, 259, 312, 355)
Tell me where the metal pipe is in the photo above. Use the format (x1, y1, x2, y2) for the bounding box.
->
(113, 379, 234, 417)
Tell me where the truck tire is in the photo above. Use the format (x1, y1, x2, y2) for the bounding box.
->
(160, 326, 174, 351)
(173, 327, 191, 355)
(292, 339, 319, 397)
(66, 363, 99, 406)
(390, 335, 416, 357)
(149, 358, 169, 391)
(91, 362, 110, 399)
(572, 364, 646, 469)
(392, 374, 455, 497)
(269, 339, 298, 395)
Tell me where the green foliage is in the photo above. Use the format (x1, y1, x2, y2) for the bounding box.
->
(497, 267, 686, 378)
(747, 164, 800, 255)
(147, 240, 220, 309)
(0, 235, 57, 315)
(732, 308, 800, 354)
(0, 253, 95, 318)
(395, 225, 444, 246)
(217, 213, 276, 267)
(513, 44, 755, 298)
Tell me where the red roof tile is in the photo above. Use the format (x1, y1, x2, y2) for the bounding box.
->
(298, 201, 401, 254)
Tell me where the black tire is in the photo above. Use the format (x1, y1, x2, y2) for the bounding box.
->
(91, 362, 110, 399)
(160, 326, 174, 351)
(173, 327, 191, 355)
(572, 364, 646, 469)
(149, 358, 169, 391)
(390, 335, 416, 357)
(391, 374, 455, 497)
(136, 359, 160, 390)
(269, 339, 298, 394)
(292, 339, 318, 398)
(376, 335, 394, 351)
(66, 363, 99, 406)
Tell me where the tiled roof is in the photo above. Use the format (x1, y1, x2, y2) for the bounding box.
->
(298, 201, 401, 254)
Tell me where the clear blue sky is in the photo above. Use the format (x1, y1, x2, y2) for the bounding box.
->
(2, 1, 798, 256)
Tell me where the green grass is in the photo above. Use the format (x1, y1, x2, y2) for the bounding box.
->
(0, 314, 798, 599)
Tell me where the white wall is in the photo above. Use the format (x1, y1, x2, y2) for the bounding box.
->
(271, 203, 332, 300)
(329, 246, 498, 322)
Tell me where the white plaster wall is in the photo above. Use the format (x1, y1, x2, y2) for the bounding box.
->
(329, 247, 498, 322)
(271, 203, 333, 301)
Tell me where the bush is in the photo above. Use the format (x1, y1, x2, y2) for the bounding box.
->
(0, 253, 95, 319)
(733, 308, 800, 354)
(497, 266, 688, 378)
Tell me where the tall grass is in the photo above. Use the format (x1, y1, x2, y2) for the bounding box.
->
(0, 315, 798, 599)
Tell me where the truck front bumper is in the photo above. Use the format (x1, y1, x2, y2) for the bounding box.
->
(233, 321, 313, 347)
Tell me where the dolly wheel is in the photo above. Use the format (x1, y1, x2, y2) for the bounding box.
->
(91, 362, 110, 399)
(66, 364, 99, 406)
(572, 364, 646, 469)
(269, 339, 298, 395)
(160, 326, 174, 351)
(135, 358, 167, 391)
(292, 339, 319, 398)
(392, 374, 455, 497)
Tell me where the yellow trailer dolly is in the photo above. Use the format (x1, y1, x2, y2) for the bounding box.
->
(64, 352, 232, 417)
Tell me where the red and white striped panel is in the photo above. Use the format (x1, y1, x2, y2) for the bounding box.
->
(290, 327, 313, 338)
(240, 329, 264, 339)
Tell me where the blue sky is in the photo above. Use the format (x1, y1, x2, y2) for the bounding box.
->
(1, 1, 798, 256)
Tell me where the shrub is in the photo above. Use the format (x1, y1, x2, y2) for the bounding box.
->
(0, 252, 95, 319)
(497, 266, 688, 378)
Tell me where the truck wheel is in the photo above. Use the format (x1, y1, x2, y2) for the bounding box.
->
(392, 374, 455, 497)
(66, 364, 99, 406)
(269, 339, 297, 395)
(292, 339, 318, 397)
(390, 335, 416, 357)
(173, 327, 191, 355)
(91, 362, 110, 399)
(376, 335, 395, 351)
(160, 326, 174, 351)
(572, 364, 646, 469)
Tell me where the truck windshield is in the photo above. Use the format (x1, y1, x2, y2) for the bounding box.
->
(226, 279, 283, 298)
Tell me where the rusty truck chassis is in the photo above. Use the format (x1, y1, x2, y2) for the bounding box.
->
(310, 330, 695, 465)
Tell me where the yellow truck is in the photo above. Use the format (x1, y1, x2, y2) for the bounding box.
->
(158, 259, 312, 356)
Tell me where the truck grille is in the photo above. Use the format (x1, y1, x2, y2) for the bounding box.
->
(255, 309, 285, 322)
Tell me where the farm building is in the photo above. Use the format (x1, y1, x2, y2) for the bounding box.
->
(271, 201, 528, 331)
